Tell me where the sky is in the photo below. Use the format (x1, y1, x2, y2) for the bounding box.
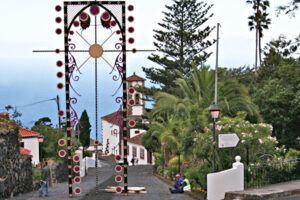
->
(0, 0, 299, 141)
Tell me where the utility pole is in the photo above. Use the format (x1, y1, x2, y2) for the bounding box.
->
(214, 23, 220, 104)
(56, 95, 62, 129)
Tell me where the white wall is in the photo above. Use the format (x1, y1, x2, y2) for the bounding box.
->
(128, 81, 144, 116)
(22, 137, 40, 165)
(207, 156, 244, 200)
(132, 106, 144, 116)
(127, 142, 150, 165)
(102, 120, 120, 155)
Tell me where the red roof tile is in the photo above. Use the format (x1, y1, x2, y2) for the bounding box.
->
(20, 147, 31, 155)
(101, 111, 122, 125)
(19, 128, 40, 138)
(127, 133, 144, 145)
(127, 73, 145, 82)
(0, 112, 9, 120)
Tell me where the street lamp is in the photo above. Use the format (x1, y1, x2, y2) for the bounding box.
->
(209, 103, 220, 172)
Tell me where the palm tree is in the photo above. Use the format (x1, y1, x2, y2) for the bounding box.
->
(247, 0, 271, 69)
(152, 67, 259, 120)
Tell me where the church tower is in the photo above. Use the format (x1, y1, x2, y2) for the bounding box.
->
(126, 73, 146, 138)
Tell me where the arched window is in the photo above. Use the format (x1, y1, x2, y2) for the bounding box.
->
(135, 93, 140, 105)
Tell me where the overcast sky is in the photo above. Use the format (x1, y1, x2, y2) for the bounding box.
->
(0, 0, 299, 139)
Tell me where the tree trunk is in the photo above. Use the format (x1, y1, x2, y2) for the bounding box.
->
(178, 153, 181, 174)
(164, 143, 169, 167)
(255, 27, 258, 71)
(259, 35, 262, 66)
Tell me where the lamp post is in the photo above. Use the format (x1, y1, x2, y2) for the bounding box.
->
(209, 103, 220, 172)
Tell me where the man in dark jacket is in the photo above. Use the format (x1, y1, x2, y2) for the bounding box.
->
(39, 161, 51, 197)
(169, 174, 184, 193)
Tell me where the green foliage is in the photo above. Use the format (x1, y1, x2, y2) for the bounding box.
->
(34, 117, 52, 126)
(32, 117, 83, 160)
(76, 110, 91, 148)
(254, 58, 300, 149)
(215, 113, 281, 168)
(185, 161, 210, 189)
(247, 0, 271, 36)
(32, 167, 42, 181)
(286, 148, 300, 160)
(151, 67, 259, 122)
(263, 35, 300, 59)
(32, 123, 65, 160)
(83, 151, 93, 158)
(246, 0, 271, 67)
(276, 0, 299, 17)
(143, 0, 215, 92)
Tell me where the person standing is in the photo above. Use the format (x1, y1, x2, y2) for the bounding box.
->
(39, 161, 51, 197)
(131, 157, 135, 166)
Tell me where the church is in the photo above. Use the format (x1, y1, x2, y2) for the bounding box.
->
(101, 73, 154, 165)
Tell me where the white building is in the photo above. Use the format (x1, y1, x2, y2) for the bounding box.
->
(127, 133, 153, 165)
(101, 73, 154, 165)
(19, 128, 43, 165)
(102, 111, 121, 155)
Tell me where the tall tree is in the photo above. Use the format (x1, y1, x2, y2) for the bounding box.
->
(253, 41, 300, 149)
(76, 110, 91, 148)
(277, 0, 299, 17)
(247, 0, 271, 69)
(143, 0, 215, 92)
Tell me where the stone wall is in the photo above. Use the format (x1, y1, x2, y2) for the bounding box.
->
(0, 119, 33, 198)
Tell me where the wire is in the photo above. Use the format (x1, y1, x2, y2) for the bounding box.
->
(1, 98, 56, 111)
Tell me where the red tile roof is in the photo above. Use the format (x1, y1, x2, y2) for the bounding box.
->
(101, 111, 122, 125)
(20, 147, 31, 155)
(127, 133, 144, 145)
(19, 128, 40, 138)
(127, 73, 145, 82)
(0, 112, 9, 120)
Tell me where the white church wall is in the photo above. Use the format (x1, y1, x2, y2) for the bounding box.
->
(102, 120, 120, 155)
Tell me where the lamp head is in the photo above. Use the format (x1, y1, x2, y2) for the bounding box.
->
(209, 103, 220, 119)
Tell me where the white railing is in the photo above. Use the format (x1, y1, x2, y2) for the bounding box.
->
(207, 156, 244, 200)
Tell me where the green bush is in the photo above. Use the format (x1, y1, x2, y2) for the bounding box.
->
(83, 151, 93, 158)
(185, 161, 210, 189)
(32, 167, 42, 181)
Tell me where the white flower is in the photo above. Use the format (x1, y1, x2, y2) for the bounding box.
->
(275, 147, 280, 151)
(283, 148, 287, 153)
(216, 125, 223, 131)
(259, 123, 267, 127)
(241, 140, 245, 144)
(258, 139, 264, 144)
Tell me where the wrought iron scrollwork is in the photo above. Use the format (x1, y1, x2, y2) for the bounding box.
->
(68, 43, 82, 96)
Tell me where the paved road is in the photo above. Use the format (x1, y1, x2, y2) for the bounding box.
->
(12, 161, 112, 200)
(278, 195, 300, 200)
(82, 165, 196, 200)
(12, 162, 196, 200)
